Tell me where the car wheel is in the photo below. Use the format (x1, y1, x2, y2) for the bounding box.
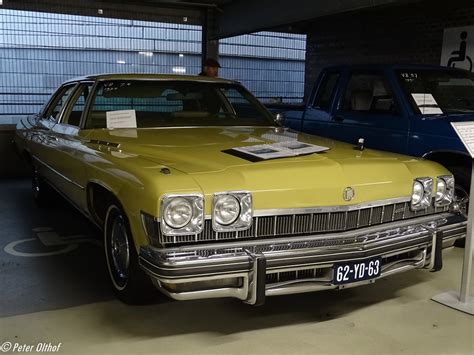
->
(104, 203, 157, 304)
(449, 166, 470, 248)
(32, 167, 55, 207)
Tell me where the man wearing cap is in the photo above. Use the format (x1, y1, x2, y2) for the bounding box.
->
(199, 58, 221, 77)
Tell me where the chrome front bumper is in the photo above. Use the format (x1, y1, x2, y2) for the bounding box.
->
(139, 213, 466, 305)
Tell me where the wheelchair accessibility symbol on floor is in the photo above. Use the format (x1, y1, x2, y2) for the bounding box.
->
(3, 227, 101, 257)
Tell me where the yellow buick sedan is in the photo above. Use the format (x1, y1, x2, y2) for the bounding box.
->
(15, 74, 466, 305)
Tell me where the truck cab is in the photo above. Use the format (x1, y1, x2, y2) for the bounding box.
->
(291, 64, 474, 214)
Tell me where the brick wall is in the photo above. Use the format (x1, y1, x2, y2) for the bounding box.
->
(304, 1, 474, 98)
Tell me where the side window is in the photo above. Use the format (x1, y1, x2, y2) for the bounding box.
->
(220, 87, 267, 119)
(342, 73, 396, 113)
(312, 72, 340, 111)
(43, 85, 76, 121)
(62, 83, 94, 126)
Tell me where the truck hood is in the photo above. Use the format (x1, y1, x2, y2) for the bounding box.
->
(86, 127, 447, 207)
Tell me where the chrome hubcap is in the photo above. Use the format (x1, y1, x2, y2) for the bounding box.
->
(454, 185, 469, 217)
(110, 215, 130, 284)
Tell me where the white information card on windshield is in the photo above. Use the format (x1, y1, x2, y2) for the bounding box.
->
(106, 110, 137, 129)
(411, 93, 443, 114)
(451, 122, 474, 158)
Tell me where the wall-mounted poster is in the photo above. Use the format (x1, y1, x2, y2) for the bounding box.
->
(441, 25, 474, 72)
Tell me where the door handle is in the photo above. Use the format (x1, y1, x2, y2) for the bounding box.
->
(332, 115, 344, 122)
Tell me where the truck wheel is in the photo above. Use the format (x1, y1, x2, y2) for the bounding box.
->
(104, 203, 158, 304)
(32, 167, 55, 207)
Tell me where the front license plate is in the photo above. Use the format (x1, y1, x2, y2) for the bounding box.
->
(333, 257, 382, 285)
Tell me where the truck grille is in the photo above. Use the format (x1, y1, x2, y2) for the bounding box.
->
(155, 200, 449, 245)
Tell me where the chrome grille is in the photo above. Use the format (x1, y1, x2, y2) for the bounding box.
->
(156, 200, 449, 245)
(266, 268, 327, 284)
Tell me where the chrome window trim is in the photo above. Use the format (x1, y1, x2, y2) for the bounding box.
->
(58, 81, 95, 126)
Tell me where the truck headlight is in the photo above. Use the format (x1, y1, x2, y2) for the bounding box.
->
(213, 192, 252, 231)
(435, 175, 454, 207)
(411, 177, 433, 211)
(160, 194, 204, 235)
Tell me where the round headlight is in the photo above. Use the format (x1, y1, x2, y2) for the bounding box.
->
(163, 197, 193, 228)
(436, 179, 447, 202)
(215, 195, 240, 225)
(412, 181, 424, 205)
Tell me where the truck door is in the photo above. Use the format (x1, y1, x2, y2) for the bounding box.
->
(330, 71, 409, 153)
(301, 70, 341, 138)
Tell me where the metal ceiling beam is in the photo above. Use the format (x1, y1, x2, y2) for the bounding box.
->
(216, 0, 418, 38)
(2, 0, 203, 25)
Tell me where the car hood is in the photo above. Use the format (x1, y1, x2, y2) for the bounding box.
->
(85, 126, 448, 207)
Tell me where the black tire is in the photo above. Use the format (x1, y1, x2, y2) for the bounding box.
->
(32, 166, 56, 207)
(104, 202, 158, 304)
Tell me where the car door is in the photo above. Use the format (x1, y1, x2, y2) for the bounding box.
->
(29, 83, 78, 188)
(329, 70, 410, 153)
(49, 82, 95, 210)
(301, 70, 341, 138)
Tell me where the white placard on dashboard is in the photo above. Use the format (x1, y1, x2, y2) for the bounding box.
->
(411, 93, 443, 114)
(106, 110, 137, 129)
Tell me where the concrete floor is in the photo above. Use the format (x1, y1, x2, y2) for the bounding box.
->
(0, 179, 473, 354)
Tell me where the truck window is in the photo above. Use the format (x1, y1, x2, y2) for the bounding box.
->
(312, 72, 340, 110)
(396, 69, 474, 115)
(342, 74, 396, 113)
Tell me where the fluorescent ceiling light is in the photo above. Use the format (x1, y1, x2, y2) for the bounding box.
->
(179, 54, 184, 58)
(116, 60, 126, 64)
(138, 51, 153, 57)
(172, 67, 186, 74)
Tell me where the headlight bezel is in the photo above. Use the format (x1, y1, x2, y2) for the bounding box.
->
(411, 177, 433, 211)
(435, 175, 454, 207)
(160, 193, 204, 236)
(212, 191, 253, 232)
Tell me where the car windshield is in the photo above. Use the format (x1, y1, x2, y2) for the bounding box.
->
(85, 80, 275, 129)
(397, 69, 474, 115)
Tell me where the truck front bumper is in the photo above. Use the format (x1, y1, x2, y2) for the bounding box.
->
(139, 213, 466, 305)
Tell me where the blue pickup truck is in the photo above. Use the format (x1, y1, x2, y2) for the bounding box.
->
(276, 64, 474, 214)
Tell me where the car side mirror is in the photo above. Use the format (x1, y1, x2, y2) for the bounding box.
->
(275, 112, 285, 125)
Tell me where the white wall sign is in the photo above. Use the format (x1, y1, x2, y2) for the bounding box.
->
(441, 25, 474, 72)
(451, 121, 474, 158)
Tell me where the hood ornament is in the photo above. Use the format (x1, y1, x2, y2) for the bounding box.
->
(343, 187, 355, 201)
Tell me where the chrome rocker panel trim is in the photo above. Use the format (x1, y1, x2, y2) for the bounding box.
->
(139, 213, 466, 305)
